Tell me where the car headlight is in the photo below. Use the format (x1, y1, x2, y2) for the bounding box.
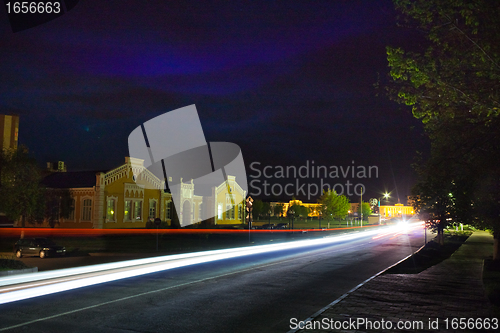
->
(43, 248, 50, 250)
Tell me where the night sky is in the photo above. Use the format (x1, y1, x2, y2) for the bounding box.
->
(0, 0, 429, 204)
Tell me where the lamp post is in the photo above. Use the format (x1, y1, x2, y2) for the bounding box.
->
(289, 209, 295, 231)
(246, 196, 253, 243)
(268, 208, 272, 227)
(318, 211, 322, 229)
(360, 189, 363, 227)
(378, 192, 390, 225)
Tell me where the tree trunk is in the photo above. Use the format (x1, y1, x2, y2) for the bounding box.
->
(436, 220, 445, 246)
(493, 230, 499, 261)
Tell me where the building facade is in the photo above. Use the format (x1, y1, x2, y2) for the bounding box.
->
(36, 157, 245, 228)
(379, 203, 415, 218)
(0, 114, 19, 150)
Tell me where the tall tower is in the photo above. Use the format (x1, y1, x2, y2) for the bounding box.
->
(0, 114, 19, 150)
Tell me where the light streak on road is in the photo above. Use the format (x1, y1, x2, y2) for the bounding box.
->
(0, 224, 420, 305)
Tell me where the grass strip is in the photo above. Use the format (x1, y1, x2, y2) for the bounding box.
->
(384, 231, 471, 274)
(0, 258, 31, 271)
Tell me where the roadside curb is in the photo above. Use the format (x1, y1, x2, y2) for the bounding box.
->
(0, 267, 38, 276)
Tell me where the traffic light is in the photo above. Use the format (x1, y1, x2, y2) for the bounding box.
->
(245, 196, 254, 224)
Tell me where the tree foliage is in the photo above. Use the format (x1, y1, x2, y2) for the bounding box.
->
(318, 190, 350, 220)
(252, 199, 263, 218)
(273, 203, 284, 217)
(358, 202, 373, 220)
(44, 188, 74, 228)
(289, 204, 309, 218)
(0, 146, 45, 226)
(387, 0, 500, 124)
(387, 0, 500, 252)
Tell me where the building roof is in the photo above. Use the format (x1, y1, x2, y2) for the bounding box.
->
(42, 171, 103, 189)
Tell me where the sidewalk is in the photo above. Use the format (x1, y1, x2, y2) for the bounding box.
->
(295, 231, 494, 332)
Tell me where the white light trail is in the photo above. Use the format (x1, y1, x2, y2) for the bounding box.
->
(0, 224, 417, 305)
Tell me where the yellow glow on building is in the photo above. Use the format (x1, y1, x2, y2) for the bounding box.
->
(272, 199, 321, 217)
(379, 203, 415, 218)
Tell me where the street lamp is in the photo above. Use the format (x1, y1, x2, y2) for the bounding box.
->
(318, 210, 322, 229)
(378, 192, 390, 225)
(268, 208, 272, 227)
(289, 209, 295, 231)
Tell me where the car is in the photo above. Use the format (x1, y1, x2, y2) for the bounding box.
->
(275, 223, 288, 229)
(14, 238, 66, 258)
(260, 223, 275, 229)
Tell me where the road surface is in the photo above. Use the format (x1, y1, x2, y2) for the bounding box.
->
(0, 224, 428, 333)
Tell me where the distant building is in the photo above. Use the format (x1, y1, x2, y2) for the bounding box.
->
(270, 199, 321, 217)
(379, 203, 415, 218)
(46, 161, 67, 173)
(0, 114, 19, 150)
(269, 200, 416, 220)
(270, 200, 365, 218)
(0, 114, 20, 227)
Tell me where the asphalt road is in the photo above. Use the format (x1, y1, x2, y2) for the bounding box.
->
(0, 225, 428, 333)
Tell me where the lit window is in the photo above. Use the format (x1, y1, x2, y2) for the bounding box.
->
(107, 199, 116, 222)
(218, 204, 223, 219)
(149, 201, 156, 219)
(134, 201, 142, 220)
(124, 201, 132, 221)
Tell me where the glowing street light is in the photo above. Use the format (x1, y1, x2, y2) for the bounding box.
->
(378, 192, 390, 225)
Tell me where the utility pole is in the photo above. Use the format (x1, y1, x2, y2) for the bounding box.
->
(360, 189, 363, 227)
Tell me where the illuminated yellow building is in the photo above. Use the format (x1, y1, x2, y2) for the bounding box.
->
(270, 200, 382, 219)
(380, 203, 415, 218)
(271, 200, 320, 217)
(213, 175, 246, 225)
(0, 114, 19, 150)
(37, 157, 172, 228)
(35, 157, 245, 228)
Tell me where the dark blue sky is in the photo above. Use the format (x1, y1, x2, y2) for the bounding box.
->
(0, 0, 428, 203)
